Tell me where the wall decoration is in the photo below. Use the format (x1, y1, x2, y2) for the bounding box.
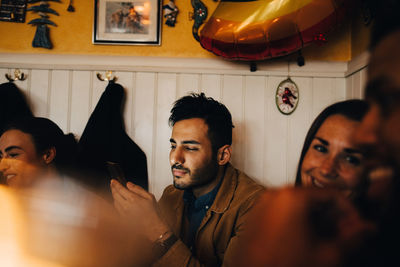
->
(67, 0, 75, 12)
(199, 0, 350, 61)
(275, 77, 299, 115)
(0, 0, 27, 23)
(361, 0, 374, 26)
(93, 0, 161, 45)
(190, 0, 207, 42)
(162, 0, 178, 27)
(27, 0, 60, 49)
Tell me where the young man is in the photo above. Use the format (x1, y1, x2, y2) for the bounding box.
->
(111, 93, 264, 266)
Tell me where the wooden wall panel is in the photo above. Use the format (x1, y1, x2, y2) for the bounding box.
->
(352, 69, 368, 99)
(49, 70, 70, 132)
(352, 72, 362, 100)
(200, 74, 222, 101)
(0, 68, 8, 84)
(287, 77, 313, 185)
(222, 75, 244, 171)
(312, 78, 343, 119)
(133, 72, 156, 190)
(117, 71, 135, 133)
(177, 73, 199, 97)
(346, 68, 368, 100)
(70, 71, 91, 137)
(30, 69, 50, 117)
(243, 76, 265, 185)
(153, 73, 176, 198)
(91, 71, 107, 114)
(346, 76, 354, 99)
(264, 76, 288, 187)
(360, 69, 368, 99)
(334, 78, 346, 102)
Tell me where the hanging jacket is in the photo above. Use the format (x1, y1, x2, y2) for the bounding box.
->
(0, 82, 33, 132)
(78, 82, 148, 197)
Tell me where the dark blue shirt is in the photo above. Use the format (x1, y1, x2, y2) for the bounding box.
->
(183, 179, 223, 250)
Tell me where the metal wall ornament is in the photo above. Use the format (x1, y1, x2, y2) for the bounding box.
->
(162, 0, 178, 27)
(27, 0, 61, 49)
(67, 0, 75, 12)
(5, 69, 27, 82)
(190, 0, 207, 42)
(96, 71, 118, 83)
(275, 77, 299, 115)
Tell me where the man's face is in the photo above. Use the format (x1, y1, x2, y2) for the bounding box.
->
(169, 118, 219, 195)
(354, 31, 400, 181)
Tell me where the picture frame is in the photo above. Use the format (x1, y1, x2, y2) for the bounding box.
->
(93, 0, 161, 45)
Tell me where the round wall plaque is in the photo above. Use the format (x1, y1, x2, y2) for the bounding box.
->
(275, 77, 299, 115)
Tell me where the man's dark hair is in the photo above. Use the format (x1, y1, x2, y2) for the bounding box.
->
(169, 93, 234, 152)
(369, 0, 400, 49)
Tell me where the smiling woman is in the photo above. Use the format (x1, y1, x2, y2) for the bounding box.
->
(0, 117, 78, 188)
(295, 100, 369, 198)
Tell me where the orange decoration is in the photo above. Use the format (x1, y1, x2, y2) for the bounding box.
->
(199, 0, 350, 61)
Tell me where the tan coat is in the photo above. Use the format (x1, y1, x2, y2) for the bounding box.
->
(154, 163, 265, 267)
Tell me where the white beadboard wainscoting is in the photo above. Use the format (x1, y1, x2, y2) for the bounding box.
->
(0, 53, 367, 199)
(346, 52, 369, 99)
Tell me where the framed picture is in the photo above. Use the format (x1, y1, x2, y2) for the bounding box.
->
(93, 0, 161, 45)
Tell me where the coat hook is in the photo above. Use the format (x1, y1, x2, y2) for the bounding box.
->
(96, 70, 117, 82)
(5, 69, 26, 82)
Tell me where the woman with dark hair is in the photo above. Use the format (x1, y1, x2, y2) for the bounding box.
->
(295, 99, 369, 197)
(0, 117, 78, 188)
(231, 100, 372, 267)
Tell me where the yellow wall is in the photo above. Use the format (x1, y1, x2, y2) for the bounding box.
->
(0, 1, 355, 61)
(351, 7, 372, 58)
(303, 21, 351, 62)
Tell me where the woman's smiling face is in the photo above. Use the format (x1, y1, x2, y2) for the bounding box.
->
(0, 129, 47, 188)
(301, 114, 365, 196)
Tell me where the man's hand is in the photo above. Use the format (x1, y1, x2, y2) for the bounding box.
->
(110, 179, 170, 243)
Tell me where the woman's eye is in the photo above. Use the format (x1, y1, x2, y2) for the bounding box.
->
(170, 145, 176, 150)
(345, 155, 361, 166)
(9, 153, 19, 158)
(313, 145, 327, 153)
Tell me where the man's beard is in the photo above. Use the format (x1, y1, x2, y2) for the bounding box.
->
(172, 155, 219, 190)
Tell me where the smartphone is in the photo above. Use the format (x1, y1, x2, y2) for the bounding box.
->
(106, 161, 127, 186)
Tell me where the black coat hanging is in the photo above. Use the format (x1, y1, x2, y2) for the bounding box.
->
(0, 82, 33, 132)
(78, 82, 148, 197)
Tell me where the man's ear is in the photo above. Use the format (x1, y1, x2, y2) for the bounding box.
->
(42, 147, 56, 165)
(217, 145, 231, 166)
